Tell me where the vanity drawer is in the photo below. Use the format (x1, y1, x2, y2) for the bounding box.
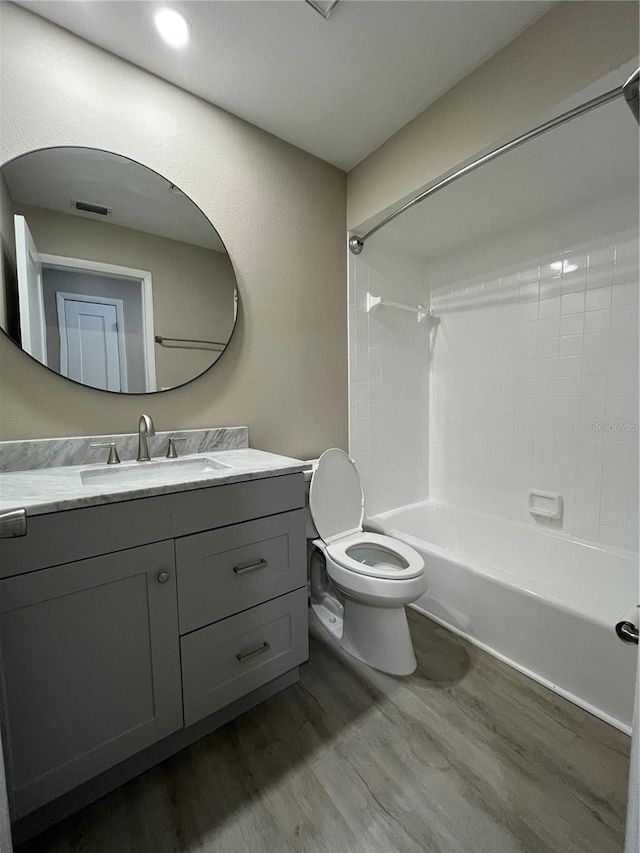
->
(180, 588, 308, 726)
(175, 510, 306, 633)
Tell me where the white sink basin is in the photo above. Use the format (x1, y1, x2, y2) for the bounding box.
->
(80, 456, 232, 487)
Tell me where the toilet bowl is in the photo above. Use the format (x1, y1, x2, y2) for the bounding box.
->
(307, 448, 426, 676)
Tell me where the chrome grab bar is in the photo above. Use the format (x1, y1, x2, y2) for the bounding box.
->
(155, 335, 225, 352)
(233, 559, 268, 575)
(236, 642, 270, 663)
(0, 508, 27, 538)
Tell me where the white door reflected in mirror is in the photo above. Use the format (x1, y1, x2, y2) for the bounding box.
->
(14, 214, 46, 364)
(57, 292, 126, 393)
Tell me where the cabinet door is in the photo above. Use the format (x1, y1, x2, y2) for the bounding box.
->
(0, 541, 182, 819)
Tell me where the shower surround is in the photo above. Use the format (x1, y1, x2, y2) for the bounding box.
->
(349, 227, 639, 553)
(429, 228, 639, 552)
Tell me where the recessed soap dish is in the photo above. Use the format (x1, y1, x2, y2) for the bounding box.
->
(528, 490, 563, 520)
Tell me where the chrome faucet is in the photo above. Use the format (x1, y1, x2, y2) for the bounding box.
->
(137, 414, 156, 462)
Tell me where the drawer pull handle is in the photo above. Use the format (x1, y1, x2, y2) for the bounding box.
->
(157, 571, 171, 584)
(236, 642, 270, 663)
(233, 559, 268, 575)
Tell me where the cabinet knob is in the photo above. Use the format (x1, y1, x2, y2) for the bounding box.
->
(157, 571, 170, 584)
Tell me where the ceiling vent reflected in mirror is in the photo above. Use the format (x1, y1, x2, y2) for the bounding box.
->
(72, 199, 111, 217)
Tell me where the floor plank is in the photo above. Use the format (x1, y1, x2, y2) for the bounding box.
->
(18, 609, 630, 853)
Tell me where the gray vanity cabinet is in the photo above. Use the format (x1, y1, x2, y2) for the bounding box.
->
(0, 471, 309, 836)
(0, 541, 183, 819)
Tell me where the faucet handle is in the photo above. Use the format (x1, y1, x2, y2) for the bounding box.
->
(166, 437, 187, 459)
(90, 442, 121, 465)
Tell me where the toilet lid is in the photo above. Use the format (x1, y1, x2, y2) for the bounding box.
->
(309, 448, 364, 543)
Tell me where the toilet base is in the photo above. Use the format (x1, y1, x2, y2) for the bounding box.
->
(342, 599, 417, 676)
(311, 596, 417, 676)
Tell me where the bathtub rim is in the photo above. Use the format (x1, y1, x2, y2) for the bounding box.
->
(368, 523, 630, 630)
(369, 498, 639, 563)
(367, 499, 638, 627)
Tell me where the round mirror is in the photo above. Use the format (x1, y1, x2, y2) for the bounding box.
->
(0, 147, 237, 393)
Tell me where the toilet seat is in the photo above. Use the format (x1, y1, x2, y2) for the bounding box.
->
(309, 448, 364, 543)
(309, 449, 424, 581)
(326, 532, 424, 580)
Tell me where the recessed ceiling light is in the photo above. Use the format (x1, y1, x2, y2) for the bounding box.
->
(154, 7, 191, 49)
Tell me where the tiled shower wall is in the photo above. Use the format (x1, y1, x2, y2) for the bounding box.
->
(348, 245, 429, 516)
(349, 227, 639, 551)
(429, 228, 639, 551)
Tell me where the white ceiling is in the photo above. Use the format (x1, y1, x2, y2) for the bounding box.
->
(18, 0, 554, 171)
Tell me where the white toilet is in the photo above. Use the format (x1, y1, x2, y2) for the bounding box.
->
(307, 448, 427, 676)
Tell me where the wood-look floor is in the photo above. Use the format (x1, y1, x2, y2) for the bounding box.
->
(19, 609, 630, 853)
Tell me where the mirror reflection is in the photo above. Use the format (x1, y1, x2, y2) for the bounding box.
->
(0, 147, 237, 393)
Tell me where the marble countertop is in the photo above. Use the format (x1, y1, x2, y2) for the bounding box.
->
(0, 449, 308, 516)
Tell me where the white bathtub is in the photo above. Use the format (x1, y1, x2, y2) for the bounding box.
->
(367, 500, 638, 732)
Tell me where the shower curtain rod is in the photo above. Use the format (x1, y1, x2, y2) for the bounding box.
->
(349, 69, 640, 256)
